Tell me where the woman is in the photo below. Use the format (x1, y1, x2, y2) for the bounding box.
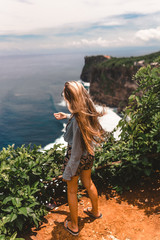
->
(54, 81, 104, 236)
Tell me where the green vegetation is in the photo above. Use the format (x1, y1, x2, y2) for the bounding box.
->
(0, 144, 65, 239)
(94, 61, 160, 192)
(0, 57, 160, 238)
(99, 51, 160, 67)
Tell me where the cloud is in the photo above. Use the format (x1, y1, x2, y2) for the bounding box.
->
(135, 26, 160, 41)
(0, 0, 160, 54)
(71, 36, 127, 48)
(72, 37, 109, 47)
(1, 0, 160, 34)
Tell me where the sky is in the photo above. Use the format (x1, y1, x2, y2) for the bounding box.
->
(0, 0, 160, 56)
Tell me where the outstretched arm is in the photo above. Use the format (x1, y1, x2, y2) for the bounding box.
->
(54, 112, 70, 120)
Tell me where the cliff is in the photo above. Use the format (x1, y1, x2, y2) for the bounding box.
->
(80, 51, 160, 112)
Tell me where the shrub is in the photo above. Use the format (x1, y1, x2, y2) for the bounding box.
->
(94, 63, 160, 189)
(0, 144, 65, 239)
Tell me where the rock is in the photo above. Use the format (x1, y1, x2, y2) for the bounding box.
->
(80, 52, 160, 113)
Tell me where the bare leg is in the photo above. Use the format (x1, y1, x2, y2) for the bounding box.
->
(80, 169, 100, 217)
(64, 176, 79, 232)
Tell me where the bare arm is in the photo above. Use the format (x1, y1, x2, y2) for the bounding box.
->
(54, 112, 70, 120)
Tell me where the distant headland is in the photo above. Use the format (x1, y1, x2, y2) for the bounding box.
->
(80, 51, 160, 112)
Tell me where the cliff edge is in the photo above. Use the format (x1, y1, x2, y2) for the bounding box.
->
(80, 52, 160, 112)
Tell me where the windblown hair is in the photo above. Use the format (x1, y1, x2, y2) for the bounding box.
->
(63, 81, 105, 155)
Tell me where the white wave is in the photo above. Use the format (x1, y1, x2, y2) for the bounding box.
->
(42, 137, 67, 151)
(41, 106, 121, 152)
(57, 99, 66, 107)
(96, 106, 121, 140)
(40, 123, 67, 152)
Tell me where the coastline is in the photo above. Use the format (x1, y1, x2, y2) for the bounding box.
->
(41, 105, 121, 152)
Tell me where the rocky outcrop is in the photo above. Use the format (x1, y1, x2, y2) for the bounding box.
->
(80, 52, 160, 112)
(80, 55, 107, 82)
(90, 65, 139, 112)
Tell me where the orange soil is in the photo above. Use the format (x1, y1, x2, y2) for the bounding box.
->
(24, 173, 160, 240)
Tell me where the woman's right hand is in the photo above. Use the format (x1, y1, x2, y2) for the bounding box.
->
(54, 112, 67, 120)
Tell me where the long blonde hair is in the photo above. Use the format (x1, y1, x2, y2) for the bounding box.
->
(63, 81, 105, 155)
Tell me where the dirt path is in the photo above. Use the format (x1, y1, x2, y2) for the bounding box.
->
(25, 173, 160, 240)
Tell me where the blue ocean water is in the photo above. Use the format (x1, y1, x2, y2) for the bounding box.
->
(0, 53, 84, 149)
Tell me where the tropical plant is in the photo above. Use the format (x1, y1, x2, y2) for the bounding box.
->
(94, 63, 160, 190)
(0, 144, 65, 239)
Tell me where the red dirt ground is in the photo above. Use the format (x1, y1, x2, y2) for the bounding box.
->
(24, 172, 160, 240)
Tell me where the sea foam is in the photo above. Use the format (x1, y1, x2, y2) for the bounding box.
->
(97, 106, 121, 140)
(41, 106, 121, 151)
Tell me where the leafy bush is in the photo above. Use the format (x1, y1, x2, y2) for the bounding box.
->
(94, 63, 160, 189)
(0, 144, 65, 239)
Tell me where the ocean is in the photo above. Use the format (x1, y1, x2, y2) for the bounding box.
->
(0, 53, 85, 150)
